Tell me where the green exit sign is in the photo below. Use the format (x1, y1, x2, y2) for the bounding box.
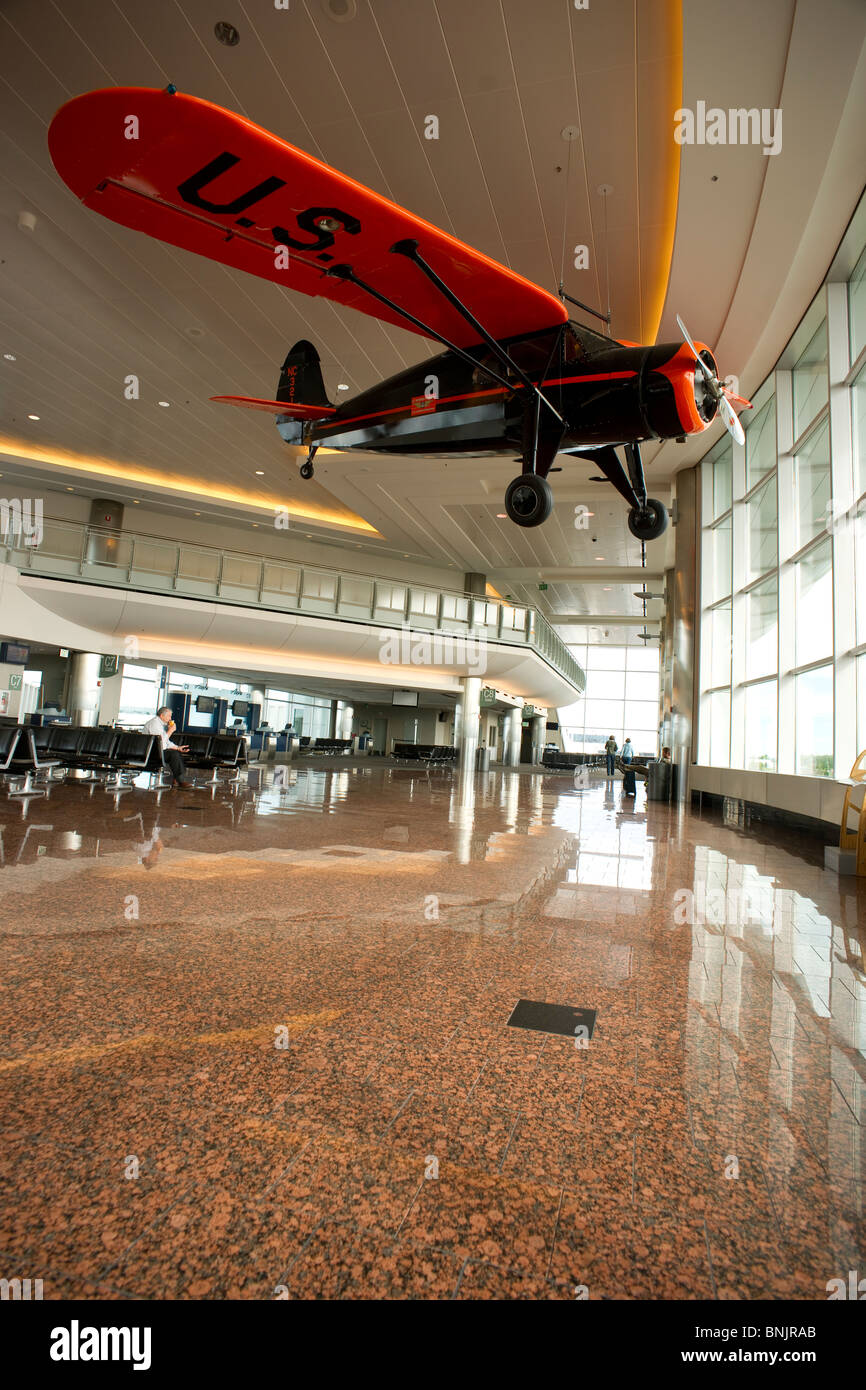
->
(538, 582, 548, 591)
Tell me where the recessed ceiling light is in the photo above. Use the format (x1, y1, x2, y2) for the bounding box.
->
(603, 586, 612, 591)
(133, 499, 140, 504)
(255, 470, 264, 475)
(185, 326, 205, 338)
(496, 512, 507, 518)
(595, 556, 605, 560)
(337, 383, 349, 392)
(320, 0, 357, 22)
(252, 522, 259, 527)
(158, 400, 170, 408)
(3, 353, 16, 361)
(194, 512, 200, 516)
(66, 487, 74, 492)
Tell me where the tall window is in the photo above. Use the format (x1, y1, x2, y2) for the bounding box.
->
(747, 475, 778, 578)
(558, 644, 660, 756)
(118, 664, 161, 726)
(744, 681, 777, 771)
(849, 242, 866, 363)
(697, 208, 866, 783)
(792, 320, 828, 439)
(746, 398, 776, 489)
(746, 576, 777, 680)
(794, 419, 831, 548)
(795, 666, 833, 777)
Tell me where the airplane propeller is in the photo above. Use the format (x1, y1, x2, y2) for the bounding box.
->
(676, 314, 750, 446)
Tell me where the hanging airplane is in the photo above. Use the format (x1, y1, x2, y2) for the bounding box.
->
(48, 86, 750, 536)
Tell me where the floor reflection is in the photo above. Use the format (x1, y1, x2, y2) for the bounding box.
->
(0, 763, 863, 1298)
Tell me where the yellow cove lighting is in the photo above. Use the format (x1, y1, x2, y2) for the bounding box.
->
(0, 435, 380, 536)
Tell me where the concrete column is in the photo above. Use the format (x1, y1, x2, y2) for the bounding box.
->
(68, 652, 102, 726)
(457, 676, 481, 784)
(463, 572, 487, 596)
(531, 713, 546, 764)
(503, 706, 522, 767)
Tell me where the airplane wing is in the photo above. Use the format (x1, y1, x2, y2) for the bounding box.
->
(48, 87, 567, 349)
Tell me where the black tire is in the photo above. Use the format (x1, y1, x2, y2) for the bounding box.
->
(299, 461, 314, 480)
(504, 474, 553, 527)
(628, 497, 668, 541)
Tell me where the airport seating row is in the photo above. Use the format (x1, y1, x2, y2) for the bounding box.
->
(392, 742, 458, 766)
(308, 738, 353, 755)
(0, 724, 247, 797)
(542, 750, 584, 769)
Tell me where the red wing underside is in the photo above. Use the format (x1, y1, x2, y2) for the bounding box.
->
(48, 87, 567, 349)
(211, 395, 335, 418)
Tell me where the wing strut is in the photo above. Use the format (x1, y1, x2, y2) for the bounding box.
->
(390, 239, 563, 425)
(325, 263, 518, 395)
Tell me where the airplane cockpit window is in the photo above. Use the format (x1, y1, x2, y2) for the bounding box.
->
(565, 321, 612, 360)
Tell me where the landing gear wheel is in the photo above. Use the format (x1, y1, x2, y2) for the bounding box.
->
(504, 473, 553, 527)
(627, 497, 668, 541)
(299, 461, 315, 480)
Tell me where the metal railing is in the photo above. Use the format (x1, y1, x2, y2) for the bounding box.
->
(0, 517, 586, 693)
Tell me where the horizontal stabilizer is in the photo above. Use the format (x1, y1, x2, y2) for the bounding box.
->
(210, 395, 336, 419)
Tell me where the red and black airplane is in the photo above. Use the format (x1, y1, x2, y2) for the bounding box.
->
(48, 86, 749, 536)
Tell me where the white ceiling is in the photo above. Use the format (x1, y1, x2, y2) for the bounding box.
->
(0, 0, 864, 651)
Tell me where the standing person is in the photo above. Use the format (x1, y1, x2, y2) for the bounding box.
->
(621, 737, 636, 797)
(604, 734, 618, 776)
(143, 706, 190, 788)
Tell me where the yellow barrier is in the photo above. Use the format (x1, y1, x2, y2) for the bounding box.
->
(840, 750, 866, 875)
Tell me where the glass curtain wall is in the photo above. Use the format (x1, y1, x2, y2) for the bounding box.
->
(698, 210, 866, 779)
(558, 644, 661, 756)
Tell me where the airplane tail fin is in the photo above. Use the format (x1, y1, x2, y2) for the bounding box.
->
(277, 339, 332, 410)
(210, 339, 336, 421)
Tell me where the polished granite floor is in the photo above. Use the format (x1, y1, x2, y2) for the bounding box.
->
(0, 762, 863, 1300)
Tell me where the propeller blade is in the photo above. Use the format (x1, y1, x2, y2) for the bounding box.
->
(676, 314, 715, 386)
(719, 393, 745, 446)
(723, 390, 753, 410)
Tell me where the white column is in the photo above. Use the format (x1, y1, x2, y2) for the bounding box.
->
(337, 701, 354, 738)
(457, 676, 481, 786)
(68, 653, 102, 726)
(503, 706, 521, 767)
(531, 713, 546, 764)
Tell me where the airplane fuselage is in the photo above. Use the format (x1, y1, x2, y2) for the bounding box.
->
(290, 320, 718, 465)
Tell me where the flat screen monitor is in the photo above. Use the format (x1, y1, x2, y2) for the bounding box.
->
(392, 690, 419, 707)
(546, 721, 560, 731)
(231, 700, 250, 717)
(0, 641, 30, 665)
(195, 696, 216, 714)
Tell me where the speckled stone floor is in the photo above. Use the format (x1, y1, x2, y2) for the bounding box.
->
(0, 764, 863, 1300)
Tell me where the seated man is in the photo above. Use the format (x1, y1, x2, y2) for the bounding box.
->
(142, 707, 190, 788)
